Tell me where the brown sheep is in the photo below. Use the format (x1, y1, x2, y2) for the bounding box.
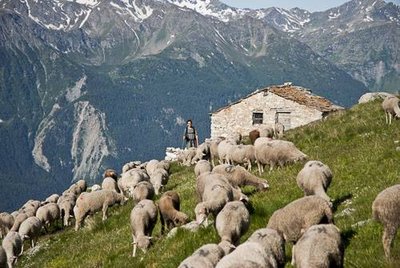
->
(249, 129, 260, 145)
(103, 169, 118, 180)
(158, 191, 189, 234)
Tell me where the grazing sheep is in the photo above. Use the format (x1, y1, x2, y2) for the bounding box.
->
(158, 191, 189, 235)
(20, 200, 41, 217)
(35, 203, 60, 231)
(226, 144, 256, 170)
(178, 243, 225, 268)
(192, 141, 211, 164)
(0, 212, 14, 238)
(122, 161, 142, 173)
(130, 199, 158, 257)
(157, 160, 171, 173)
(103, 169, 118, 180)
(382, 95, 400, 125)
(210, 136, 226, 167)
(372, 184, 400, 258)
(259, 126, 275, 138)
(118, 169, 150, 197)
(249, 129, 260, 145)
(42, 194, 60, 205)
(74, 190, 126, 231)
(213, 164, 269, 191)
(57, 195, 76, 227)
(1, 231, 22, 268)
(10, 213, 28, 232)
(255, 138, 307, 175)
(75, 179, 87, 193)
(296, 160, 333, 204)
(267, 196, 333, 243)
(217, 139, 237, 165)
(18, 216, 43, 252)
(216, 201, 250, 254)
(176, 148, 197, 166)
(292, 224, 344, 268)
(145, 159, 161, 176)
(247, 228, 286, 268)
(194, 160, 213, 177)
(0, 246, 6, 268)
(102, 177, 120, 192)
(132, 181, 155, 203)
(150, 168, 169, 195)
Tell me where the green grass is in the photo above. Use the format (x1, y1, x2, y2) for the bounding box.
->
(15, 99, 400, 267)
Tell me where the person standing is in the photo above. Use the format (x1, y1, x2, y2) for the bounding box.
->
(183, 119, 198, 148)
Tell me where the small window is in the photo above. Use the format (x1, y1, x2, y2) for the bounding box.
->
(252, 112, 263, 125)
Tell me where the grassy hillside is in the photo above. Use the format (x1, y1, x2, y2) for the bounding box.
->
(13, 99, 400, 267)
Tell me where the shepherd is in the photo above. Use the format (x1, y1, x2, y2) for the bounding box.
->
(182, 119, 199, 148)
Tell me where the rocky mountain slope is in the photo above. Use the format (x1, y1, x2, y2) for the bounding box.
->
(0, 0, 398, 211)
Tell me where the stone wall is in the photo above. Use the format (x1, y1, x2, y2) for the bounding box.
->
(210, 91, 323, 138)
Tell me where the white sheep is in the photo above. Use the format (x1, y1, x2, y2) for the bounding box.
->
(216, 201, 250, 254)
(10, 213, 28, 232)
(292, 224, 344, 268)
(118, 168, 150, 197)
(122, 161, 142, 173)
(18, 216, 43, 252)
(75, 179, 87, 193)
(176, 147, 197, 166)
(213, 164, 269, 191)
(217, 139, 237, 165)
(209, 136, 226, 167)
(42, 194, 60, 205)
(158, 191, 189, 235)
(74, 190, 126, 231)
(178, 243, 225, 268)
(255, 138, 307, 175)
(191, 141, 211, 164)
(0, 246, 6, 268)
(20, 200, 41, 217)
(130, 199, 158, 257)
(372, 184, 400, 258)
(267, 196, 333, 243)
(226, 144, 255, 171)
(150, 168, 169, 195)
(145, 159, 161, 176)
(90, 184, 101, 192)
(132, 181, 155, 203)
(35, 203, 60, 231)
(57, 195, 76, 227)
(102, 177, 120, 192)
(0, 212, 14, 238)
(1, 231, 22, 268)
(296, 160, 333, 204)
(382, 95, 400, 125)
(194, 160, 212, 177)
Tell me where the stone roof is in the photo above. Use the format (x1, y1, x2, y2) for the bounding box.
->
(211, 84, 344, 114)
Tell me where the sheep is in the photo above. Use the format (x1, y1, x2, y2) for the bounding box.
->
(372, 184, 400, 258)
(226, 144, 256, 171)
(274, 122, 285, 139)
(57, 195, 76, 227)
(103, 169, 118, 180)
(176, 148, 197, 166)
(35, 203, 60, 231)
(209, 136, 226, 167)
(132, 181, 155, 203)
(157, 160, 171, 173)
(296, 160, 333, 204)
(382, 95, 400, 125)
(213, 164, 269, 191)
(216, 201, 250, 254)
(217, 139, 236, 165)
(0, 246, 6, 268)
(158, 191, 189, 235)
(74, 190, 127, 231)
(267, 196, 333, 243)
(150, 168, 169, 195)
(118, 168, 150, 197)
(1, 231, 22, 268)
(0, 212, 14, 238)
(255, 138, 307, 175)
(42, 194, 60, 205)
(130, 199, 158, 257)
(18, 216, 43, 252)
(259, 125, 275, 138)
(178, 243, 225, 268)
(75, 179, 87, 193)
(192, 141, 211, 164)
(194, 160, 212, 177)
(90, 184, 101, 192)
(122, 161, 142, 173)
(247, 228, 286, 268)
(20, 200, 41, 217)
(292, 224, 344, 268)
(102, 177, 120, 192)
(10, 213, 28, 232)
(249, 129, 260, 145)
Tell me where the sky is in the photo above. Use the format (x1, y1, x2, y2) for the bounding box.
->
(219, 0, 400, 12)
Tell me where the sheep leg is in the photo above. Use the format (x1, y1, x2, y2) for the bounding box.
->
(291, 244, 296, 266)
(132, 235, 137, 257)
(102, 204, 108, 221)
(160, 214, 165, 235)
(383, 226, 397, 259)
(257, 161, 262, 176)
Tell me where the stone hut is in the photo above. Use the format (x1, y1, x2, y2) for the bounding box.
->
(210, 84, 343, 138)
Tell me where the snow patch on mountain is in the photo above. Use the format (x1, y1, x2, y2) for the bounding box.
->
(66, 76, 87, 103)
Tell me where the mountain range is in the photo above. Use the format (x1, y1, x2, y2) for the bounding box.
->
(0, 0, 398, 211)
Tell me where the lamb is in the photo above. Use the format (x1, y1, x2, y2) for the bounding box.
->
(216, 201, 250, 254)
(372, 184, 400, 258)
(125, 181, 150, 202)
(226, 144, 255, 170)
(18, 216, 43, 252)
(255, 138, 307, 175)
(74, 190, 127, 231)
(0, 212, 14, 238)
(213, 164, 269, 191)
(150, 168, 169, 195)
(103, 169, 118, 180)
(130, 199, 158, 257)
(194, 160, 212, 177)
(176, 147, 197, 166)
(178, 243, 225, 268)
(158, 191, 189, 235)
(382, 95, 400, 125)
(1, 231, 22, 268)
(42, 194, 60, 205)
(102, 177, 120, 192)
(35, 203, 60, 231)
(0, 246, 6, 268)
(292, 224, 344, 268)
(267, 196, 333, 243)
(246, 228, 286, 268)
(296, 160, 333, 204)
